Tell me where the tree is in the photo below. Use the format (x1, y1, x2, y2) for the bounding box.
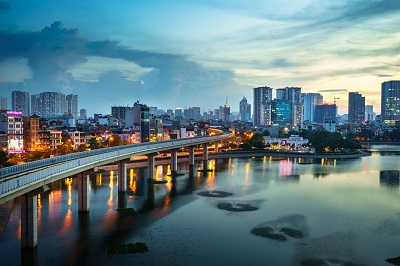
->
(0, 151, 9, 167)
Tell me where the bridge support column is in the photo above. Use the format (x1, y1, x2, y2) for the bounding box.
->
(21, 193, 38, 248)
(171, 149, 178, 173)
(147, 153, 156, 180)
(203, 143, 209, 170)
(203, 143, 209, 161)
(188, 146, 195, 166)
(118, 161, 127, 192)
(78, 173, 90, 212)
(214, 142, 219, 153)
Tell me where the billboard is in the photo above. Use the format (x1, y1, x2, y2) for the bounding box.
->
(8, 138, 25, 154)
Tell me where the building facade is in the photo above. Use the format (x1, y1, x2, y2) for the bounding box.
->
(0, 110, 25, 154)
(348, 92, 365, 124)
(0, 97, 8, 110)
(31, 92, 66, 118)
(66, 94, 78, 119)
(381, 80, 400, 125)
(239, 97, 251, 122)
(12, 91, 30, 116)
(302, 93, 323, 122)
(271, 100, 291, 127)
(276, 87, 302, 128)
(253, 86, 273, 127)
(314, 104, 337, 124)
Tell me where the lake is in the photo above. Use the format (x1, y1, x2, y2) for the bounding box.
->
(0, 145, 399, 265)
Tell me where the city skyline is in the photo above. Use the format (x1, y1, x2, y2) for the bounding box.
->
(1, 1, 399, 114)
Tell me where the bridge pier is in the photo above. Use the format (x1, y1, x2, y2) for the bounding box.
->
(171, 149, 178, 173)
(21, 193, 38, 248)
(78, 173, 90, 212)
(118, 161, 127, 192)
(188, 146, 195, 166)
(214, 142, 219, 153)
(202, 143, 209, 170)
(147, 153, 156, 180)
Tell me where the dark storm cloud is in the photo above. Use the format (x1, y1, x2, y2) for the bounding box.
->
(0, 1, 10, 12)
(0, 21, 241, 109)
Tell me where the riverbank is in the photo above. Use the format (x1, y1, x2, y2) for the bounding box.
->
(97, 150, 370, 171)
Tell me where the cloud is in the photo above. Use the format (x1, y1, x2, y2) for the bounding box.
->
(317, 89, 348, 93)
(0, 1, 10, 13)
(0, 21, 244, 113)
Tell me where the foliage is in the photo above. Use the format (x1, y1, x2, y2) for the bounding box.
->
(299, 130, 361, 153)
(0, 151, 11, 167)
(240, 133, 265, 150)
(262, 130, 270, 136)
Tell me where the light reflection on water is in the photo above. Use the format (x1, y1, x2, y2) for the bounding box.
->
(0, 151, 399, 265)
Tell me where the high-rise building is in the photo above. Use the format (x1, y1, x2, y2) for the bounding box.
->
(348, 92, 365, 124)
(271, 100, 291, 126)
(31, 92, 66, 118)
(66, 94, 78, 119)
(302, 93, 323, 122)
(12, 91, 30, 116)
(125, 101, 150, 142)
(365, 105, 375, 122)
(276, 87, 302, 128)
(79, 109, 87, 120)
(381, 81, 400, 125)
(239, 97, 251, 122)
(222, 104, 230, 122)
(175, 108, 183, 118)
(253, 86, 273, 127)
(0, 97, 7, 110)
(111, 106, 130, 121)
(314, 104, 337, 123)
(183, 107, 201, 121)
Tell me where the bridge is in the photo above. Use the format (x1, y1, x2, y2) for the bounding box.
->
(0, 131, 233, 248)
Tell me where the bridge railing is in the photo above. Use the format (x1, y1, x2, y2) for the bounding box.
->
(0, 133, 232, 198)
(0, 132, 231, 180)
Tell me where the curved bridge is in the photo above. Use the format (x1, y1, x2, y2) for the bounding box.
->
(0, 132, 232, 204)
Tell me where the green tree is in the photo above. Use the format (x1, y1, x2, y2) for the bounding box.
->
(0, 151, 9, 167)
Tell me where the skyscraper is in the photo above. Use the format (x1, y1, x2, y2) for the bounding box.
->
(314, 104, 337, 123)
(302, 93, 323, 122)
(271, 100, 291, 126)
(253, 86, 273, 127)
(365, 105, 374, 122)
(239, 97, 251, 122)
(12, 91, 30, 116)
(66, 94, 78, 119)
(0, 97, 7, 110)
(348, 92, 365, 124)
(381, 81, 400, 125)
(79, 109, 87, 120)
(31, 92, 66, 118)
(276, 87, 302, 128)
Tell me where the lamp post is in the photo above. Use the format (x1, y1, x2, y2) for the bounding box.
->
(67, 139, 72, 154)
(108, 136, 114, 147)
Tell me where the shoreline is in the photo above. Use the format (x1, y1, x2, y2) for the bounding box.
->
(97, 150, 370, 171)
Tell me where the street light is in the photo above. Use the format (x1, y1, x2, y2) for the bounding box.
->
(108, 136, 114, 147)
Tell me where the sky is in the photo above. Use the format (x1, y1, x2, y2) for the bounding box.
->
(0, 0, 399, 116)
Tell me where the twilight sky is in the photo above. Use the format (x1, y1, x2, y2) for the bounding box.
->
(0, 0, 399, 116)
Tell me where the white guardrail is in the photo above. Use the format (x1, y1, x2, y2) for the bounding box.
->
(0, 133, 232, 201)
